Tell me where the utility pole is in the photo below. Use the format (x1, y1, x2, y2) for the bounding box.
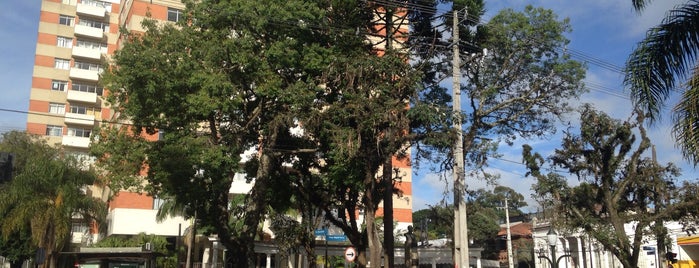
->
(504, 198, 514, 268)
(452, 8, 469, 268)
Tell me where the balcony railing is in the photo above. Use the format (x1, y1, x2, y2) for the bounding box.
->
(74, 24, 105, 39)
(62, 136, 90, 148)
(76, 3, 107, 18)
(65, 113, 95, 126)
(69, 68, 99, 81)
(72, 46, 101, 60)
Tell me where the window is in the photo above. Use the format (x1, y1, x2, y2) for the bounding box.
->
(69, 105, 90, 115)
(81, 0, 111, 12)
(71, 221, 88, 233)
(67, 127, 91, 138)
(57, 36, 73, 48)
(52, 80, 68, 91)
(74, 61, 101, 72)
(49, 103, 66, 114)
(72, 82, 103, 95)
(78, 18, 109, 32)
(59, 15, 74, 26)
(46, 125, 63, 136)
(167, 8, 183, 22)
(76, 39, 107, 51)
(153, 197, 165, 210)
(54, 58, 70, 70)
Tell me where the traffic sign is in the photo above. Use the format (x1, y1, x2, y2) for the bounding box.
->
(344, 247, 357, 262)
(327, 234, 347, 242)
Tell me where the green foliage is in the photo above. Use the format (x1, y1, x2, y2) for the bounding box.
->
(522, 106, 699, 268)
(624, 1, 699, 164)
(93, 233, 177, 268)
(0, 131, 106, 268)
(0, 228, 34, 266)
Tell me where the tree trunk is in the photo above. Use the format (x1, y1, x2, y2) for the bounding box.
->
(382, 157, 395, 267)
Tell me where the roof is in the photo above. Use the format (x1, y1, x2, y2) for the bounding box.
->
(497, 222, 532, 237)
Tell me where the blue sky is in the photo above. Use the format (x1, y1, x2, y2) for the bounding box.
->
(0, 1, 694, 212)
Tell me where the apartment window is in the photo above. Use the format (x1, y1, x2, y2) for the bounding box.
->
(81, 0, 111, 12)
(69, 105, 90, 115)
(72, 82, 103, 95)
(54, 58, 71, 70)
(71, 221, 88, 233)
(153, 197, 165, 210)
(49, 103, 66, 114)
(78, 18, 109, 32)
(76, 39, 107, 51)
(167, 8, 183, 22)
(46, 125, 63, 136)
(67, 127, 91, 138)
(74, 61, 101, 72)
(59, 15, 74, 26)
(52, 80, 68, 91)
(57, 36, 73, 48)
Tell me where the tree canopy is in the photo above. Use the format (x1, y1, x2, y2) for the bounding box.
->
(523, 106, 699, 268)
(0, 131, 106, 268)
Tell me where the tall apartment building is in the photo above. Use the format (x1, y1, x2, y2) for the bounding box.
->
(25, 0, 412, 250)
(26, 0, 189, 245)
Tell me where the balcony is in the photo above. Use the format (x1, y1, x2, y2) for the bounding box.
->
(67, 90, 97, 103)
(62, 136, 90, 148)
(107, 208, 190, 236)
(74, 24, 105, 39)
(72, 46, 101, 60)
(76, 3, 107, 18)
(65, 113, 95, 126)
(69, 68, 99, 81)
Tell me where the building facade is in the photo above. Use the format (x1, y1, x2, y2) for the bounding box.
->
(26, 0, 192, 247)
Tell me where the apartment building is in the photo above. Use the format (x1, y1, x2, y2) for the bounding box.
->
(26, 0, 189, 246)
(25, 0, 412, 257)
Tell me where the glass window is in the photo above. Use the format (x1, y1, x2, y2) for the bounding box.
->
(76, 39, 107, 51)
(52, 80, 68, 91)
(59, 15, 74, 26)
(167, 8, 183, 22)
(57, 36, 73, 48)
(69, 105, 89, 115)
(46, 125, 63, 136)
(72, 82, 103, 95)
(74, 61, 101, 72)
(71, 221, 88, 233)
(153, 197, 165, 210)
(78, 18, 109, 32)
(67, 127, 91, 138)
(54, 58, 71, 70)
(49, 103, 66, 114)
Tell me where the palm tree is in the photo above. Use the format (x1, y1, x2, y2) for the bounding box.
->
(0, 132, 106, 268)
(624, 0, 699, 163)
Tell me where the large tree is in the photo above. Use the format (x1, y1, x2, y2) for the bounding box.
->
(624, 0, 699, 164)
(522, 105, 699, 268)
(0, 131, 106, 268)
(409, 4, 586, 265)
(95, 0, 420, 267)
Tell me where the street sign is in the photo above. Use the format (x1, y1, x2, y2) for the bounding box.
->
(327, 234, 347, 242)
(314, 229, 327, 236)
(344, 247, 357, 262)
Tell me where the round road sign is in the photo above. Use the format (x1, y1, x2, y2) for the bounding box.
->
(344, 247, 357, 262)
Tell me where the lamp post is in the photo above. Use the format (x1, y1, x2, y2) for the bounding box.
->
(538, 227, 571, 268)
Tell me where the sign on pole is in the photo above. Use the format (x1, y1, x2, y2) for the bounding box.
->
(344, 247, 357, 262)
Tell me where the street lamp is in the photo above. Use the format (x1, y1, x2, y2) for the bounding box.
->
(538, 227, 571, 268)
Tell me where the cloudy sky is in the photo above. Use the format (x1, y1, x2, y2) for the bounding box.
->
(0, 1, 695, 212)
